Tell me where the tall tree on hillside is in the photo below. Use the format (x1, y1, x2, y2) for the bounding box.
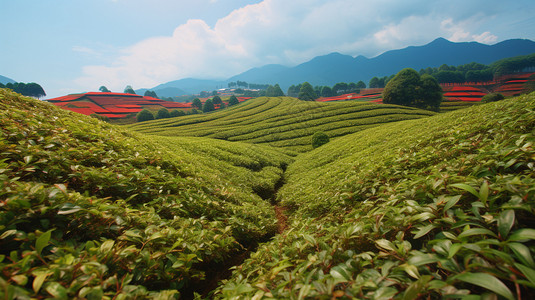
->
(26, 83, 46, 99)
(124, 85, 136, 94)
(356, 80, 366, 89)
(192, 98, 202, 110)
(332, 82, 348, 95)
(272, 84, 284, 96)
(383, 68, 442, 111)
(144, 90, 159, 98)
(298, 82, 317, 101)
(321, 86, 333, 97)
(369, 77, 380, 88)
(228, 95, 239, 106)
(212, 95, 222, 105)
(203, 99, 215, 112)
(99, 86, 111, 92)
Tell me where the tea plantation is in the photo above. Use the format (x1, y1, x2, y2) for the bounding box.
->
(1, 87, 535, 299)
(127, 97, 435, 153)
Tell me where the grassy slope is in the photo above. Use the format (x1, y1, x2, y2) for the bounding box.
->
(0, 89, 292, 298)
(216, 94, 535, 299)
(127, 97, 435, 152)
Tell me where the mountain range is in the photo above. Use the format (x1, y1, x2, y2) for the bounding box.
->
(139, 37, 535, 97)
(0, 75, 16, 85)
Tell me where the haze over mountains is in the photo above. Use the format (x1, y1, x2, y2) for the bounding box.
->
(141, 37, 535, 97)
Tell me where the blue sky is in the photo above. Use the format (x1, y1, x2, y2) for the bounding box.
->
(2, 0, 534, 98)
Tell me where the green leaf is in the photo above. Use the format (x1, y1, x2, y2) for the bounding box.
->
(497, 210, 515, 239)
(99, 240, 115, 253)
(36, 230, 52, 256)
(408, 252, 440, 266)
(0, 229, 17, 239)
(457, 228, 496, 239)
(448, 243, 463, 258)
(376, 239, 395, 252)
(508, 228, 535, 242)
(509, 243, 535, 268)
(514, 263, 535, 286)
(402, 275, 432, 300)
(478, 181, 489, 205)
(11, 275, 27, 285)
(450, 183, 479, 198)
(330, 264, 352, 282)
(33, 272, 49, 293)
(400, 264, 420, 279)
(413, 224, 436, 239)
(46, 282, 68, 300)
(454, 272, 514, 300)
(57, 203, 83, 215)
(444, 195, 462, 211)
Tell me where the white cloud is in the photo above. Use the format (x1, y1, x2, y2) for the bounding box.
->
(74, 0, 503, 92)
(472, 31, 498, 44)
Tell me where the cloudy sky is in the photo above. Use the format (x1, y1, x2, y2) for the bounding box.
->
(2, 0, 534, 98)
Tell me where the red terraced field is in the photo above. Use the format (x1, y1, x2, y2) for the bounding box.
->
(47, 92, 194, 120)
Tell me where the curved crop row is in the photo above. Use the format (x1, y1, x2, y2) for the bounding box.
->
(128, 97, 435, 152)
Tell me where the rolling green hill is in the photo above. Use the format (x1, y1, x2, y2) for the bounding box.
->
(127, 96, 436, 152)
(2, 87, 535, 299)
(216, 93, 535, 299)
(0, 88, 292, 298)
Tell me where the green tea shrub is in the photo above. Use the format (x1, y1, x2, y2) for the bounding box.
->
(481, 92, 505, 103)
(311, 131, 329, 148)
(136, 108, 154, 122)
(169, 109, 186, 117)
(156, 108, 170, 119)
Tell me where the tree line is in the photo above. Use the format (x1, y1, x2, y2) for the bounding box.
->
(0, 82, 46, 99)
(287, 81, 368, 99)
(136, 95, 242, 122)
(228, 81, 270, 90)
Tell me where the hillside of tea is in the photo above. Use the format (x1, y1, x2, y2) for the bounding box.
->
(1, 88, 535, 299)
(127, 97, 435, 152)
(217, 93, 535, 299)
(0, 89, 292, 298)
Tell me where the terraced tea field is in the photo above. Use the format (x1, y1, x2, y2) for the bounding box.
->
(128, 97, 435, 152)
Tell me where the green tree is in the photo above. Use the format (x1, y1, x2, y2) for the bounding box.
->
(203, 99, 215, 112)
(333, 82, 348, 95)
(136, 109, 154, 122)
(156, 108, 170, 119)
(321, 86, 333, 97)
(383, 68, 442, 111)
(169, 110, 186, 117)
(298, 82, 317, 101)
(311, 132, 329, 148)
(212, 95, 222, 105)
(369, 77, 380, 88)
(272, 84, 284, 96)
(124, 85, 136, 94)
(192, 98, 202, 110)
(418, 75, 443, 111)
(144, 90, 158, 98)
(356, 80, 366, 89)
(228, 95, 239, 106)
(99, 86, 111, 92)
